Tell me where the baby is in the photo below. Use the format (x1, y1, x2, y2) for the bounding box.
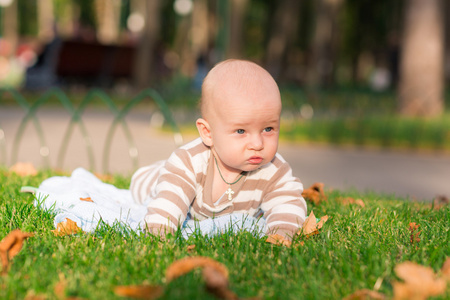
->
(130, 59, 307, 240)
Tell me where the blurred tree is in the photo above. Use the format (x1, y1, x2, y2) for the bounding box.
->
(307, 0, 343, 88)
(95, 0, 121, 44)
(228, 0, 248, 58)
(2, 0, 18, 56)
(133, 0, 162, 89)
(399, 0, 444, 116)
(37, 0, 54, 42)
(264, 0, 301, 80)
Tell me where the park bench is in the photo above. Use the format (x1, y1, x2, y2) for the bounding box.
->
(25, 39, 135, 89)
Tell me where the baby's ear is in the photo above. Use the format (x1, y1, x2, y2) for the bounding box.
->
(196, 118, 213, 146)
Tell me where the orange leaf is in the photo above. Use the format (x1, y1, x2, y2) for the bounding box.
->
(9, 162, 38, 176)
(51, 218, 82, 237)
(114, 284, 163, 299)
(433, 195, 449, 210)
(54, 273, 67, 299)
(166, 256, 239, 300)
(166, 256, 228, 282)
(94, 173, 113, 182)
(265, 234, 292, 247)
(80, 197, 93, 202)
(300, 211, 329, 237)
(408, 222, 421, 244)
(302, 182, 327, 205)
(187, 244, 196, 252)
(343, 289, 386, 300)
(0, 229, 34, 274)
(393, 261, 446, 300)
(441, 257, 450, 281)
(340, 197, 365, 208)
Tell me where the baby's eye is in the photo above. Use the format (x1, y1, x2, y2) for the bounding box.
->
(263, 127, 273, 132)
(236, 129, 245, 134)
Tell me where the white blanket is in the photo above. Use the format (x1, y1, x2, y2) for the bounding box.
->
(25, 168, 266, 239)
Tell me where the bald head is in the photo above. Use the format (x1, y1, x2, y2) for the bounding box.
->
(199, 59, 281, 120)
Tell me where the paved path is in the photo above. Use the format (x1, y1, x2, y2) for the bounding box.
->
(1, 107, 449, 201)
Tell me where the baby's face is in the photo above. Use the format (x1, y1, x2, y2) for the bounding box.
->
(207, 77, 281, 174)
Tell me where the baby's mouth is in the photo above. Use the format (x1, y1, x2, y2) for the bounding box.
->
(248, 156, 263, 164)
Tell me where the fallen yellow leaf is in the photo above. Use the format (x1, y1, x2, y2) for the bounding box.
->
(165, 256, 239, 299)
(79, 197, 94, 202)
(441, 257, 450, 281)
(51, 218, 82, 237)
(393, 261, 446, 300)
(9, 162, 38, 176)
(0, 230, 34, 274)
(302, 182, 327, 205)
(166, 256, 228, 282)
(114, 284, 163, 299)
(265, 234, 292, 247)
(343, 288, 386, 300)
(299, 211, 329, 237)
(340, 197, 365, 208)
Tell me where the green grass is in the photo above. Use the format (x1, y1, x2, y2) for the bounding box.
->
(0, 169, 449, 299)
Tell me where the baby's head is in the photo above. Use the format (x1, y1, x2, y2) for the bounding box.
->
(196, 59, 282, 174)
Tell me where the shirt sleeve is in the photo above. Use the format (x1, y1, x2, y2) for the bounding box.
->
(260, 160, 307, 240)
(144, 148, 197, 234)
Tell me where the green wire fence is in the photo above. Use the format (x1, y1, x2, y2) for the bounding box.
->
(0, 88, 183, 173)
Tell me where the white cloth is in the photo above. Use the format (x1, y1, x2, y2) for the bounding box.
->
(30, 168, 266, 238)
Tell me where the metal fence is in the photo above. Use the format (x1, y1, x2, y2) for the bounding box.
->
(0, 88, 183, 173)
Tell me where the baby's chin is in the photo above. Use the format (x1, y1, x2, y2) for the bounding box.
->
(241, 162, 268, 172)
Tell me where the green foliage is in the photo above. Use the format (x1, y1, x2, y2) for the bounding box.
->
(0, 168, 448, 299)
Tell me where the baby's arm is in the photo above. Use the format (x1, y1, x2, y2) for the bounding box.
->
(143, 149, 197, 236)
(260, 162, 307, 240)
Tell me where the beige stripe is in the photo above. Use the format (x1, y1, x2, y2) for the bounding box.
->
(158, 173, 195, 196)
(233, 199, 261, 211)
(186, 139, 207, 156)
(158, 190, 191, 212)
(147, 207, 181, 227)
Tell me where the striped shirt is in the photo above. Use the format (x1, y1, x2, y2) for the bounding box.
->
(130, 138, 307, 239)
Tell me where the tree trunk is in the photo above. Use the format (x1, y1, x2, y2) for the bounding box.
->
(398, 0, 444, 116)
(228, 0, 249, 58)
(3, 0, 18, 57)
(307, 0, 342, 88)
(133, 0, 162, 89)
(265, 0, 301, 80)
(95, 0, 121, 44)
(37, 0, 55, 42)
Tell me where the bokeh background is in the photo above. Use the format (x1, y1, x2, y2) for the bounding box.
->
(0, 0, 448, 117)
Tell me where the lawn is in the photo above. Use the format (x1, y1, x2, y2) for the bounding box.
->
(0, 168, 449, 299)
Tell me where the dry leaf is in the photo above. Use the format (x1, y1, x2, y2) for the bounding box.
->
(343, 289, 386, 300)
(441, 257, 450, 281)
(0, 229, 34, 274)
(166, 256, 239, 300)
(408, 222, 421, 244)
(79, 197, 93, 202)
(299, 211, 329, 237)
(432, 195, 449, 210)
(202, 266, 238, 300)
(114, 284, 163, 299)
(340, 197, 365, 208)
(166, 256, 229, 282)
(94, 173, 113, 182)
(302, 182, 327, 205)
(265, 234, 292, 247)
(24, 291, 47, 300)
(54, 273, 67, 300)
(187, 244, 196, 252)
(9, 162, 38, 176)
(393, 261, 447, 300)
(51, 218, 82, 237)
